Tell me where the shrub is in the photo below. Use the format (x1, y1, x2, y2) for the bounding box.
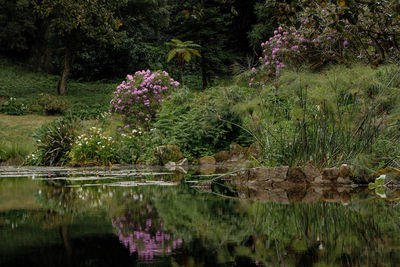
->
(27, 116, 80, 166)
(117, 127, 160, 164)
(68, 127, 119, 165)
(109, 70, 180, 129)
(69, 104, 108, 120)
(154, 86, 253, 158)
(264, 0, 400, 64)
(0, 97, 28, 115)
(251, 9, 349, 85)
(38, 93, 68, 115)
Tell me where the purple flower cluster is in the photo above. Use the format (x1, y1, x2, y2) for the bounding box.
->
(110, 70, 179, 127)
(250, 7, 349, 87)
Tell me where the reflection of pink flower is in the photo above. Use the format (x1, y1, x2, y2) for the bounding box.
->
(112, 215, 183, 261)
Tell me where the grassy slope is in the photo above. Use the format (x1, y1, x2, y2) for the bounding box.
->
(0, 58, 119, 164)
(0, 58, 117, 111)
(0, 114, 59, 165)
(0, 114, 57, 144)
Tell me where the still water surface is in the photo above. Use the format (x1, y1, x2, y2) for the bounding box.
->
(0, 166, 399, 266)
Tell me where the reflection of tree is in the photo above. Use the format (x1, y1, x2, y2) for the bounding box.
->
(35, 180, 116, 264)
(34, 181, 85, 262)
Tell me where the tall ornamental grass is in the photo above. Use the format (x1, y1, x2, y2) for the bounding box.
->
(239, 64, 400, 175)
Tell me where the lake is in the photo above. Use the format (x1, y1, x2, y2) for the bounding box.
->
(0, 166, 399, 266)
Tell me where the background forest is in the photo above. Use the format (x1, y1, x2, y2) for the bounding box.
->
(1, 0, 266, 89)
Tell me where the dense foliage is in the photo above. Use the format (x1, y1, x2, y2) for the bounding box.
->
(154, 86, 253, 158)
(264, 0, 400, 64)
(242, 64, 400, 175)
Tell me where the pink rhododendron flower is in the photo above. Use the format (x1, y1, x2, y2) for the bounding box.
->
(110, 70, 179, 127)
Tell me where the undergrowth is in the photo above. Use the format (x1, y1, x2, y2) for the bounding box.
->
(236, 64, 400, 178)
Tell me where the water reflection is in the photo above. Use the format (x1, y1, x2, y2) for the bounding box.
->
(111, 193, 182, 261)
(0, 169, 399, 266)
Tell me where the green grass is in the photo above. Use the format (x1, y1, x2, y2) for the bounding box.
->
(0, 57, 117, 115)
(0, 114, 58, 164)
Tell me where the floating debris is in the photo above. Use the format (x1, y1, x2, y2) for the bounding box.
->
(107, 181, 178, 187)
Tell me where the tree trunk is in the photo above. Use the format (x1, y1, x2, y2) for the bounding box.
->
(201, 57, 208, 89)
(59, 224, 73, 266)
(180, 64, 185, 86)
(30, 19, 52, 72)
(57, 48, 72, 96)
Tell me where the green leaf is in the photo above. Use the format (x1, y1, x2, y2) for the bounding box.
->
(183, 51, 191, 62)
(167, 49, 177, 62)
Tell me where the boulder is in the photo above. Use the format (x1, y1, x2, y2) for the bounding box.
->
(302, 163, 321, 183)
(247, 142, 263, 160)
(154, 145, 183, 165)
(199, 156, 216, 165)
(339, 164, 352, 178)
(215, 150, 230, 162)
(287, 167, 307, 183)
(321, 167, 340, 180)
(313, 176, 331, 184)
(336, 177, 351, 184)
(199, 165, 216, 175)
(229, 143, 247, 161)
(248, 166, 289, 183)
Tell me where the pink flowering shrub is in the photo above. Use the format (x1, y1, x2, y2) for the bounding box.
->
(250, 4, 349, 86)
(110, 70, 179, 128)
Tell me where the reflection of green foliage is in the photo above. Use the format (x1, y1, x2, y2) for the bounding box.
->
(153, 186, 400, 266)
(35, 182, 88, 216)
(369, 175, 389, 198)
(2, 176, 400, 266)
(35, 180, 115, 217)
(369, 175, 386, 189)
